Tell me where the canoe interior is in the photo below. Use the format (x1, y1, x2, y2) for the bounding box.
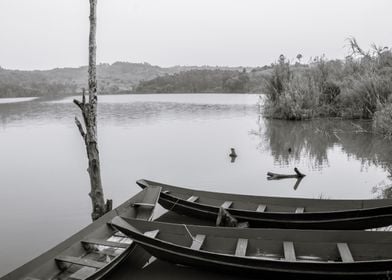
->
(115, 217, 392, 263)
(138, 179, 392, 213)
(1, 187, 161, 280)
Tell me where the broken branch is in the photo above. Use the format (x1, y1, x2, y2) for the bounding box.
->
(267, 167, 305, 180)
(75, 116, 86, 139)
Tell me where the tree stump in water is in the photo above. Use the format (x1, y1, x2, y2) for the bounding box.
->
(74, 0, 109, 221)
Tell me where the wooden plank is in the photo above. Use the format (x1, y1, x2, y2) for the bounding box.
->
(69, 267, 97, 280)
(190, 234, 206, 250)
(235, 238, 248, 256)
(82, 238, 129, 249)
(187, 195, 199, 202)
(113, 231, 127, 237)
(144, 230, 160, 238)
(256, 204, 267, 212)
(283, 241, 296, 261)
(221, 201, 233, 209)
(337, 243, 354, 263)
(132, 202, 155, 208)
(295, 207, 305, 213)
(55, 256, 106, 269)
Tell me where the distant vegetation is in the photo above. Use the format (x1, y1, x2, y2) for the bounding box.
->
(0, 62, 249, 98)
(262, 38, 392, 137)
(135, 69, 251, 93)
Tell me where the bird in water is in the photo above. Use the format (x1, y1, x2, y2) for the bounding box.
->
(229, 148, 237, 158)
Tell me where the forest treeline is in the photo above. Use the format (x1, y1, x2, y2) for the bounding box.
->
(0, 62, 248, 97)
(134, 69, 252, 93)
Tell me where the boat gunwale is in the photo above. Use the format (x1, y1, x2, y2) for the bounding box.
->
(137, 179, 392, 207)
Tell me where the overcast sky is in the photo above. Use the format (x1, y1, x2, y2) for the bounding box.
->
(0, 0, 391, 70)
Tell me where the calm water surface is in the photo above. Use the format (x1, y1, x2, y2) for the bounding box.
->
(0, 94, 391, 276)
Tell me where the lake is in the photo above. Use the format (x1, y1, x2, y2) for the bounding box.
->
(0, 94, 391, 277)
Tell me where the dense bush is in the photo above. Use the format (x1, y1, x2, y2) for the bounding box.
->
(262, 40, 392, 137)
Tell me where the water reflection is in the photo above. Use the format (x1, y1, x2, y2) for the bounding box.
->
(0, 95, 257, 128)
(251, 116, 392, 198)
(372, 180, 392, 199)
(253, 117, 392, 173)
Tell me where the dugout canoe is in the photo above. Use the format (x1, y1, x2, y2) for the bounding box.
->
(137, 179, 392, 230)
(1, 186, 161, 280)
(111, 217, 392, 279)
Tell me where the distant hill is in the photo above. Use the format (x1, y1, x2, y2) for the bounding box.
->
(0, 62, 257, 97)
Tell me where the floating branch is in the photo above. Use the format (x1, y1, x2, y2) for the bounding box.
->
(267, 167, 306, 180)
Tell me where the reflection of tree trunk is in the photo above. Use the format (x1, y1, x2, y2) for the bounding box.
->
(74, 0, 109, 221)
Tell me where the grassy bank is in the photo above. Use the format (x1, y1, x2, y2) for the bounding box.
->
(262, 39, 392, 137)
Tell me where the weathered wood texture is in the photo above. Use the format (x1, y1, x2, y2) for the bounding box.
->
(74, 0, 107, 221)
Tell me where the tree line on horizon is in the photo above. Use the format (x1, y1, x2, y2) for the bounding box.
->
(0, 62, 253, 97)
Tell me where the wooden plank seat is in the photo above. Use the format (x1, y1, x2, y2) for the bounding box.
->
(235, 238, 248, 256)
(295, 207, 305, 213)
(55, 256, 106, 269)
(69, 267, 97, 280)
(82, 238, 129, 249)
(187, 196, 199, 202)
(190, 234, 206, 250)
(221, 201, 233, 209)
(283, 241, 296, 261)
(337, 243, 354, 263)
(256, 204, 267, 212)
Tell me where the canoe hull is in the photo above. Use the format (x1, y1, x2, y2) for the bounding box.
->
(1, 187, 161, 280)
(138, 179, 392, 230)
(112, 218, 392, 280)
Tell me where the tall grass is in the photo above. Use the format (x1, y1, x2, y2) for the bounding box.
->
(262, 39, 392, 136)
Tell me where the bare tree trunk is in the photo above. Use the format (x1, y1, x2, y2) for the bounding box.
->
(74, 0, 109, 221)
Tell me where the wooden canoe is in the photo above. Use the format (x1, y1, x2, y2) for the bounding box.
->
(111, 217, 392, 279)
(137, 179, 392, 230)
(1, 187, 161, 280)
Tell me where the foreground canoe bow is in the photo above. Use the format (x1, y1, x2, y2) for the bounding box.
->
(112, 217, 392, 279)
(1, 186, 161, 280)
(137, 179, 392, 230)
